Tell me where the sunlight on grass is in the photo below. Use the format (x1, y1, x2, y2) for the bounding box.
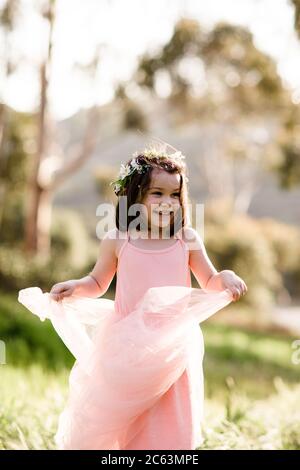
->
(0, 364, 68, 450)
(1, 358, 299, 450)
(1, 298, 300, 450)
(200, 379, 300, 449)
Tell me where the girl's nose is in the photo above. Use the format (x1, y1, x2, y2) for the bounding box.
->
(161, 198, 172, 207)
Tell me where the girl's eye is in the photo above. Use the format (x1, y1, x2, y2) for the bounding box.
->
(152, 192, 180, 196)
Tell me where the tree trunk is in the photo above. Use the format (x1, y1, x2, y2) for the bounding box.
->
(37, 189, 53, 257)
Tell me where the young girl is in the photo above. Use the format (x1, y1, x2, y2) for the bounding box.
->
(18, 141, 247, 451)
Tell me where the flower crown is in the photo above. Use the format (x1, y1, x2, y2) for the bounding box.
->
(110, 147, 187, 196)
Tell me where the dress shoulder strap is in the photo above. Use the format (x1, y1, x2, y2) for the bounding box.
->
(174, 228, 189, 253)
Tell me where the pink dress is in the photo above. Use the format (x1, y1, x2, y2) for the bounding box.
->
(18, 229, 233, 450)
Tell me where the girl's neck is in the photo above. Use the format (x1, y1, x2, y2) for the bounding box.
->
(132, 227, 174, 240)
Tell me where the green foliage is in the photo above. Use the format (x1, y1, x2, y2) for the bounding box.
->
(51, 207, 93, 270)
(201, 204, 300, 311)
(0, 207, 95, 292)
(0, 198, 25, 245)
(273, 105, 300, 189)
(136, 18, 288, 114)
(93, 164, 119, 199)
(276, 142, 300, 188)
(204, 215, 279, 312)
(0, 291, 74, 370)
(123, 99, 148, 131)
(0, 108, 31, 245)
(0, 245, 88, 292)
(258, 218, 300, 274)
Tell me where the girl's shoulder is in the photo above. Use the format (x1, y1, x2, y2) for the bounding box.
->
(112, 227, 204, 258)
(98, 228, 120, 258)
(180, 226, 205, 254)
(113, 228, 128, 258)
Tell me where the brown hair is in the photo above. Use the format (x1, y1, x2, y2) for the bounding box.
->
(115, 153, 190, 237)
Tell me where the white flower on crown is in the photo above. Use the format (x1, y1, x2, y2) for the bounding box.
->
(171, 151, 185, 163)
(117, 158, 145, 182)
(114, 182, 122, 193)
(119, 162, 132, 179)
(133, 147, 186, 164)
(130, 158, 144, 173)
(110, 145, 188, 196)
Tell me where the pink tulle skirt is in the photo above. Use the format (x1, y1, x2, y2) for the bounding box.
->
(18, 285, 233, 450)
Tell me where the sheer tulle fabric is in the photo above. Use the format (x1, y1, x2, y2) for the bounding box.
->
(18, 285, 232, 450)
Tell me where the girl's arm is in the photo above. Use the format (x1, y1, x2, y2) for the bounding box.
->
(50, 229, 117, 301)
(184, 227, 247, 302)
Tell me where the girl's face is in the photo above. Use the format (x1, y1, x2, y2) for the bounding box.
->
(140, 169, 182, 235)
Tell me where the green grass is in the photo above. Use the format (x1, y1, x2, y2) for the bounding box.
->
(200, 378, 300, 449)
(0, 365, 68, 450)
(199, 323, 300, 449)
(1, 291, 300, 450)
(202, 322, 300, 400)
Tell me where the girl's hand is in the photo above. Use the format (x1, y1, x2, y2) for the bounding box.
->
(50, 280, 78, 302)
(219, 270, 248, 302)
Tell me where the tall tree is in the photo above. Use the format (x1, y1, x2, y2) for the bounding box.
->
(23, 0, 99, 256)
(0, 0, 21, 231)
(133, 18, 293, 213)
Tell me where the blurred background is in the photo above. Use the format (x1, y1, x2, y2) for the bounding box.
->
(0, 0, 300, 450)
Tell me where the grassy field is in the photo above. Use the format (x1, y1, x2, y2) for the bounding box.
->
(0, 291, 300, 450)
